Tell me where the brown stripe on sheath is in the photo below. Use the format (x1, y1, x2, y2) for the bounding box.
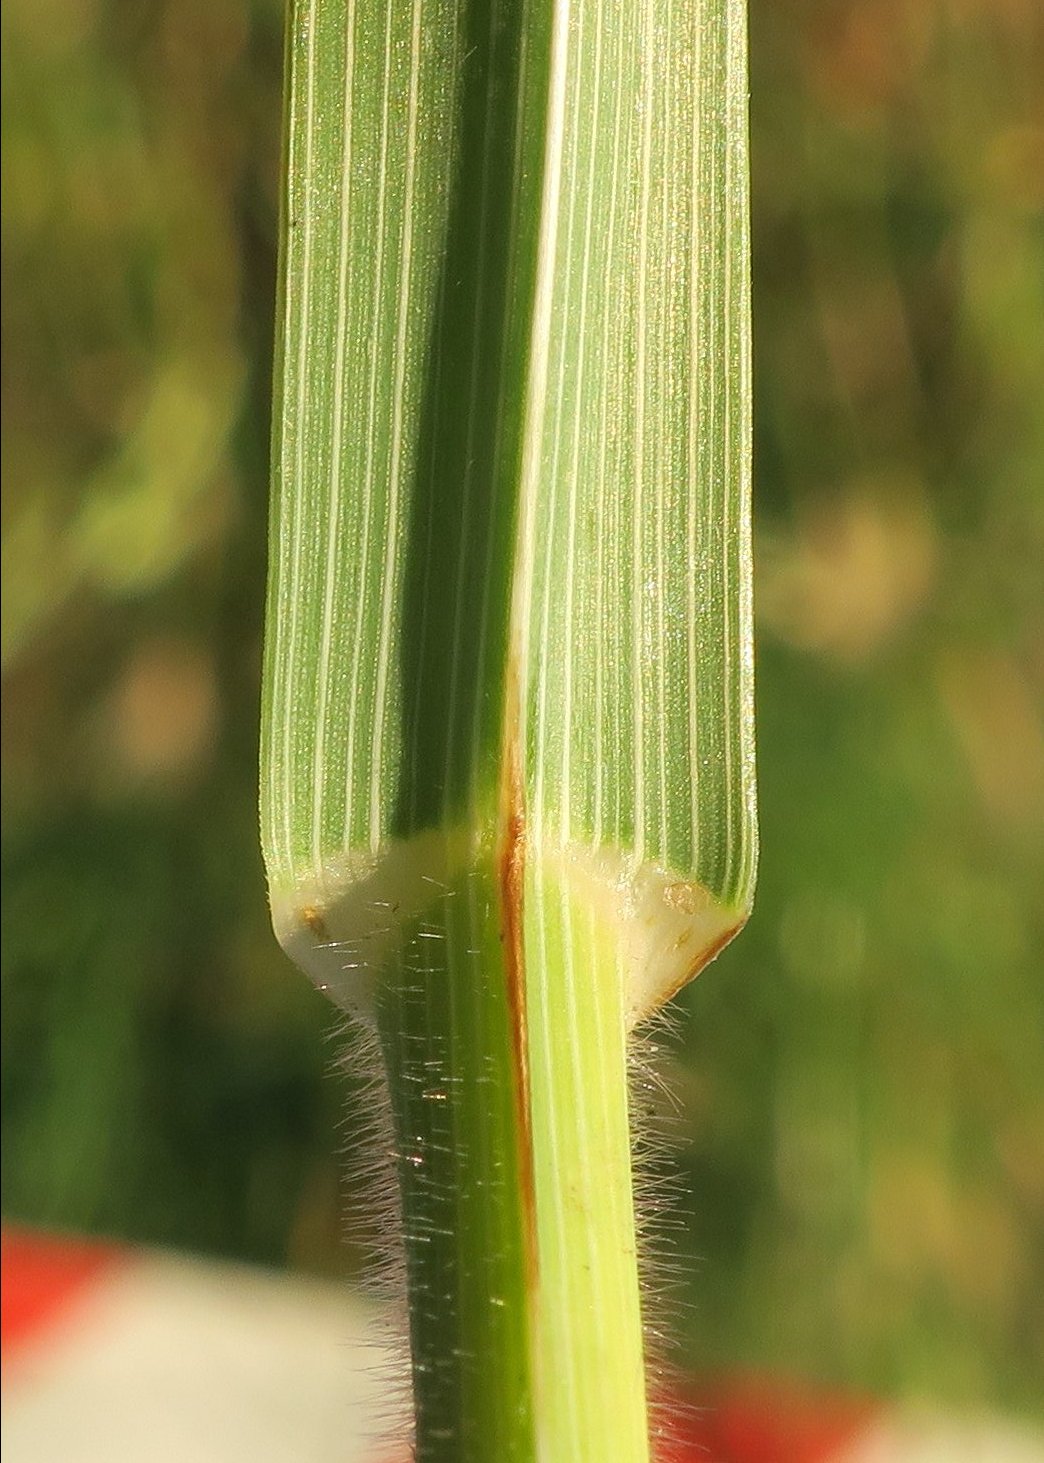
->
(497, 674, 538, 1294)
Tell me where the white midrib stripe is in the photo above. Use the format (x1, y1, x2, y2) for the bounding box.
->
(514, 0, 572, 857)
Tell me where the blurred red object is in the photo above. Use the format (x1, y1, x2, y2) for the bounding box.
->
(654, 1377, 875, 1463)
(2, 1226, 123, 1356)
(4, 1228, 1040, 1462)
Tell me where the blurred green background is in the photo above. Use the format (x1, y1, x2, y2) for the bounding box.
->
(3, 0, 1042, 1421)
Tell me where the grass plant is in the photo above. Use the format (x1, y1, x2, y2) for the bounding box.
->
(260, 2, 755, 1458)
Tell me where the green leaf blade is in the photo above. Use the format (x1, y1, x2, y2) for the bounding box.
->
(512, 0, 756, 1022)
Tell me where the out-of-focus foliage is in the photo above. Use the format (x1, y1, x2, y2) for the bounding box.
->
(676, 0, 1044, 1413)
(2, 0, 1042, 1416)
(1, 0, 356, 1273)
